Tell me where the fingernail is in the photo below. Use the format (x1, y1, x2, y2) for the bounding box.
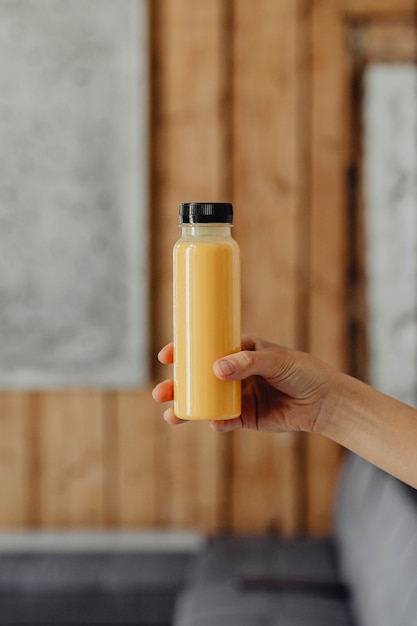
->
(214, 359, 235, 376)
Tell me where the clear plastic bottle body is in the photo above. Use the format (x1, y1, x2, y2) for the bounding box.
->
(173, 224, 241, 420)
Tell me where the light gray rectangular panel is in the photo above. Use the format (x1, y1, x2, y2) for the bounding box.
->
(0, 0, 149, 388)
(363, 64, 417, 405)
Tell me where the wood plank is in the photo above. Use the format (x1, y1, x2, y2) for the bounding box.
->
(117, 391, 157, 527)
(233, 0, 300, 348)
(196, 430, 230, 533)
(309, 0, 348, 371)
(38, 392, 105, 526)
(357, 20, 417, 62)
(150, 0, 232, 532)
(306, 435, 345, 532)
(0, 393, 32, 527)
(345, 0, 416, 17)
(231, 0, 303, 534)
(231, 431, 301, 534)
(307, 0, 348, 534)
(146, 0, 175, 527)
(102, 392, 120, 527)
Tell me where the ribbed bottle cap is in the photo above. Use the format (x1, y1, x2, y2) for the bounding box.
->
(179, 202, 233, 224)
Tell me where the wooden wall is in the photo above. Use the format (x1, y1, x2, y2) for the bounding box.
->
(0, 0, 415, 535)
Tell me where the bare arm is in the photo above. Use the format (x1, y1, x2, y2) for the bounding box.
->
(316, 371, 417, 488)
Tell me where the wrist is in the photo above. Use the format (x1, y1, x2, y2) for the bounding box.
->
(312, 368, 352, 439)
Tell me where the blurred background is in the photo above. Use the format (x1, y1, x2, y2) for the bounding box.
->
(0, 0, 415, 544)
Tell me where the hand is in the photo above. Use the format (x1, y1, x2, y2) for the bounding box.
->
(152, 335, 340, 434)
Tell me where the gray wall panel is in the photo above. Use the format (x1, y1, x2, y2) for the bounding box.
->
(0, 0, 149, 388)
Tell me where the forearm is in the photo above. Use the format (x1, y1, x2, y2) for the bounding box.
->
(316, 372, 417, 488)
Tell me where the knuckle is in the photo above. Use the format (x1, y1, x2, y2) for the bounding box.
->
(239, 350, 256, 370)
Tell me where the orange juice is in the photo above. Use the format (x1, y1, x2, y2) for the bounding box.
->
(173, 203, 241, 420)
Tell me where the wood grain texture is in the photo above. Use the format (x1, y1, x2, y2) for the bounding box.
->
(0, 393, 32, 527)
(357, 20, 417, 62)
(230, 0, 303, 534)
(117, 391, 156, 527)
(233, 0, 300, 347)
(150, 0, 231, 532)
(38, 392, 105, 526)
(307, 0, 348, 534)
(344, 0, 416, 16)
(309, 0, 348, 371)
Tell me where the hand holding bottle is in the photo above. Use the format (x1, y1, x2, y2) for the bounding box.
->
(153, 334, 417, 489)
(153, 335, 340, 434)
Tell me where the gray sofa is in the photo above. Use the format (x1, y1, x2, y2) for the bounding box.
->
(173, 453, 417, 626)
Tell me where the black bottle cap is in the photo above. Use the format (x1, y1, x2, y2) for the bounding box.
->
(179, 202, 233, 224)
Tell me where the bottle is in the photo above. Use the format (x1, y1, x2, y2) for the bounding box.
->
(173, 202, 241, 420)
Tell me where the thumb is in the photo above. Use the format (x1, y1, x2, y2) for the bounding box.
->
(213, 348, 291, 382)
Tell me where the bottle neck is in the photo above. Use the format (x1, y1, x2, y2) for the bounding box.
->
(180, 224, 233, 238)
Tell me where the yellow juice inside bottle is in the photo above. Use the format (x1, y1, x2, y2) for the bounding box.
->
(173, 226, 241, 420)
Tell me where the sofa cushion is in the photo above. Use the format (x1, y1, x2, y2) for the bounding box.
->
(0, 550, 194, 625)
(188, 535, 339, 584)
(173, 535, 352, 626)
(334, 453, 417, 626)
(174, 581, 352, 626)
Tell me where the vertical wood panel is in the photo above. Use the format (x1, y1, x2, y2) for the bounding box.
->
(0, 393, 31, 527)
(231, 0, 304, 534)
(102, 393, 120, 527)
(117, 392, 156, 527)
(307, 0, 348, 533)
(149, 0, 176, 528)
(38, 392, 105, 526)
(150, 0, 231, 533)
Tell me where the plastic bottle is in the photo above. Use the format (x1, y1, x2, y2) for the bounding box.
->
(173, 202, 241, 420)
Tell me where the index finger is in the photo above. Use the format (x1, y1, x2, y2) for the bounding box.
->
(158, 342, 174, 364)
(158, 337, 272, 365)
